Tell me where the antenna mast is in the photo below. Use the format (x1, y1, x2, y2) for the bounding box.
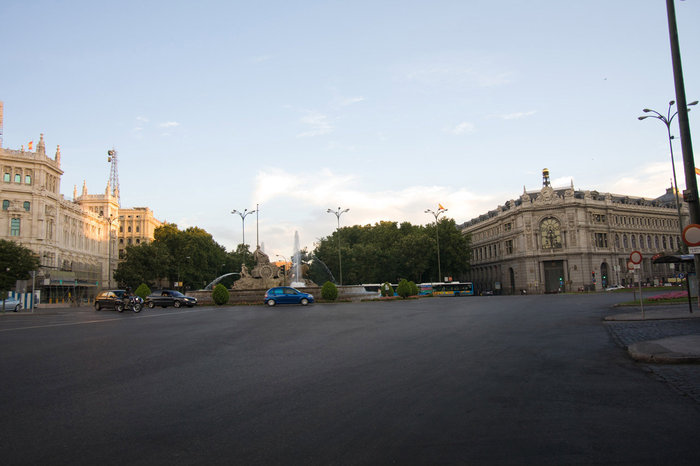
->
(107, 148, 121, 205)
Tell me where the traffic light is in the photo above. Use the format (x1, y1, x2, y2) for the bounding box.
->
(591, 271, 596, 283)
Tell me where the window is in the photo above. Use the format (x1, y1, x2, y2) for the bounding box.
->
(10, 218, 20, 236)
(614, 234, 620, 248)
(128, 226, 132, 233)
(504, 223, 512, 232)
(3, 173, 9, 182)
(2, 200, 8, 210)
(663, 236, 667, 249)
(136, 226, 140, 233)
(595, 233, 608, 248)
(505, 239, 513, 254)
(647, 236, 652, 249)
(623, 235, 628, 248)
(540, 218, 562, 249)
(25, 174, 32, 184)
(631, 235, 637, 248)
(14, 174, 21, 183)
(23, 201, 30, 211)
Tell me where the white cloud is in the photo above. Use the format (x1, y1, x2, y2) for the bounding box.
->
(248, 167, 507, 257)
(136, 116, 149, 123)
(159, 121, 180, 128)
(447, 121, 475, 134)
(338, 96, 366, 106)
(297, 112, 333, 138)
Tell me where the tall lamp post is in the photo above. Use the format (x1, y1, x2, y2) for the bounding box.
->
(231, 208, 255, 259)
(639, 100, 698, 244)
(104, 214, 118, 289)
(425, 205, 447, 283)
(327, 207, 349, 286)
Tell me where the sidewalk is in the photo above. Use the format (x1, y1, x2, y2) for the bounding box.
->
(605, 304, 700, 363)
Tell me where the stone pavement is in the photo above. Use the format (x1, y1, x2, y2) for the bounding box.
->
(605, 304, 700, 403)
(604, 304, 700, 363)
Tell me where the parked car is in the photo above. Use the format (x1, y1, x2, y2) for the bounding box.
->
(145, 290, 197, 308)
(264, 287, 314, 306)
(94, 290, 144, 312)
(605, 284, 626, 291)
(1, 296, 22, 312)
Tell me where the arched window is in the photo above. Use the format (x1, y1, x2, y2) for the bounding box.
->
(647, 236, 652, 249)
(10, 218, 20, 236)
(639, 235, 644, 250)
(23, 201, 30, 211)
(615, 234, 620, 248)
(540, 218, 562, 249)
(631, 235, 637, 248)
(623, 235, 628, 249)
(655, 236, 660, 249)
(662, 236, 667, 249)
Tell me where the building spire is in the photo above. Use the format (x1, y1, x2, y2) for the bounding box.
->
(37, 133, 45, 155)
(55, 145, 61, 166)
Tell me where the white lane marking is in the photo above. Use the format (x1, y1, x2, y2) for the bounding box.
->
(0, 307, 213, 332)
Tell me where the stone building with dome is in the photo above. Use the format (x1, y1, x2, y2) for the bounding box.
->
(460, 169, 688, 294)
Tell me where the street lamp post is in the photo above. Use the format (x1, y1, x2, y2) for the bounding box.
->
(231, 208, 255, 258)
(105, 214, 118, 289)
(425, 205, 448, 283)
(639, 100, 698, 244)
(327, 207, 349, 286)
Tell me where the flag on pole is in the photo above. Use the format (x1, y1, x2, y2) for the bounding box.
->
(438, 203, 445, 210)
(28, 141, 33, 150)
(695, 167, 700, 176)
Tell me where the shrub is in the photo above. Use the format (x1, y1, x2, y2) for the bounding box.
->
(380, 282, 394, 297)
(396, 279, 412, 298)
(134, 283, 151, 300)
(321, 281, 338, 301)
(409, 281, 419, 296)
(212, 283, 230, 305)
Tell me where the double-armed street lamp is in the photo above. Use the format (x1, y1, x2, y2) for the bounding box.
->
(425, 205, 447, 283)
(231, 208, 255, 258)
(327, 207, 349, 286)
(639, 100, 698, 242)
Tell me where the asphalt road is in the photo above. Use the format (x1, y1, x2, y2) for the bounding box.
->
(2, 294, 700, 465)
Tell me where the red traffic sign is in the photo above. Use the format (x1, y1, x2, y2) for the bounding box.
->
(682, 224, 700, 246)
(627, 260, 635, 271)
(629, 251, 643, 265)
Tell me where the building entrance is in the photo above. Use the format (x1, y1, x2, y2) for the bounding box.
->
(543, 260, 565, 293)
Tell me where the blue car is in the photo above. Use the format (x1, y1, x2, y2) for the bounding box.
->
(264, 287, 314, 307)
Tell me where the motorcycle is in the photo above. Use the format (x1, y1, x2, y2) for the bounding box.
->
(117, 295, 143, 313)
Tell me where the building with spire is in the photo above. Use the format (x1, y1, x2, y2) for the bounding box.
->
(0, 103, 162, 303)
(460, 169, 688, 294)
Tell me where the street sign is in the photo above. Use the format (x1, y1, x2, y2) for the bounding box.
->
(689, 245, 700, 254)
(629, 250, 642, 265)
(627, 260, 635, 271)
(682, 224, 700, 246)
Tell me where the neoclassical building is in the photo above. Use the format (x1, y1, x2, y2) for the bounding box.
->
(460, 169, 688, 294)
(1, 119, 162, 303)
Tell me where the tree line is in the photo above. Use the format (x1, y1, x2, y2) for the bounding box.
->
(307, 218, 471, 285)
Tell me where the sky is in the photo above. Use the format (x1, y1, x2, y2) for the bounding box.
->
(1, 0, 699, 259)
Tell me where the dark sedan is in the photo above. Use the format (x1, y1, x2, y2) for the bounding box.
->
(145, 290, 197, 308)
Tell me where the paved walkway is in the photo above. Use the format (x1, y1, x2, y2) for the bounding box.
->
(605, 304, 700, 363)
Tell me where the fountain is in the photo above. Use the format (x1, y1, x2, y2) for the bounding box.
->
(290, 231, 306, 288)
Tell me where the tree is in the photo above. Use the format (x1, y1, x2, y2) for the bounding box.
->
(116, 224, 230, 291)
(396, 279, 412, 298)
(0, 239, 39, 299)
(312, 218, 471, 285)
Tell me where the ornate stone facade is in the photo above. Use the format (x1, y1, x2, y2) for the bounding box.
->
(460, 170, 688, 294)
(1, 116, 162, 303)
